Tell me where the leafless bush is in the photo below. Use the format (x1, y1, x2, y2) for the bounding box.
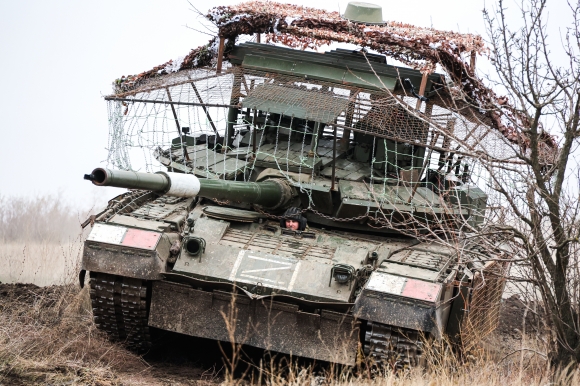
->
(0, 194, 89, 243)
(473, 0, 580, 366)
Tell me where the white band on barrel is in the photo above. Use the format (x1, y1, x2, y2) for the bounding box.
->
(162, 172, 201, 197)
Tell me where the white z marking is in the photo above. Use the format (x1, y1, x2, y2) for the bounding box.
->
(241, 266, 293, 274)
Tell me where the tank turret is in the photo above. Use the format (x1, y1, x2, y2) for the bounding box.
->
(84, 167, 294, 210)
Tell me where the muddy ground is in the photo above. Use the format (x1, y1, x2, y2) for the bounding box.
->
(0, 283, 548, 385)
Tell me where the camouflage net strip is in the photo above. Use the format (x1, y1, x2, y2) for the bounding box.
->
(111, 1, 556, 152)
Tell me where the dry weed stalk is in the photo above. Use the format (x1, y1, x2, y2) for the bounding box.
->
(218, 289, 254, 384)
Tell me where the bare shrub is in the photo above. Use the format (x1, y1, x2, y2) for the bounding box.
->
(477, 0, 580, 365)
(0, 194, 87, 243)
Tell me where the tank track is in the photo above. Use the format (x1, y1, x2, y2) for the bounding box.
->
(89, 272, 152, 350)
(363, 321, 425, 369)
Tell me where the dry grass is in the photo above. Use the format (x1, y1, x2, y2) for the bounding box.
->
(230, 336, 580, 386)
(251, 365, 580, 386)
(0, 193, 93, 286)
(224, 325, 578, 386)
(0, 284, 218, 385)
(0, 241, 84, 286)
(0, 284, 149, 385)
(0, 194, 143, 384)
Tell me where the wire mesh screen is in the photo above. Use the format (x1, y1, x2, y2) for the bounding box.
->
(242, 83, 350, 123)
(104, 64, 516, 236)
(461, 260, 509, 352)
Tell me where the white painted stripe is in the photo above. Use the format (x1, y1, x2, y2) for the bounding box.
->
(242, 266, 293, 274)
(239, 274, 281, 284)
(236, 277, 287, 291)
(229, 250, 246, 282)
(247, 254, 293, 265)
(288, 261, 301, 291)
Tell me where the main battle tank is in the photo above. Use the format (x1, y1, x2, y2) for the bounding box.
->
(81, 2, 508, 368)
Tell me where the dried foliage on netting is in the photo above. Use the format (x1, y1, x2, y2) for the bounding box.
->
(114, 37, 222, 95)
(111, 1, 556, 152)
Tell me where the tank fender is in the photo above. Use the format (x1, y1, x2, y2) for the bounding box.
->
(353, 271, 452, 335)
(82, 223, 173, 280)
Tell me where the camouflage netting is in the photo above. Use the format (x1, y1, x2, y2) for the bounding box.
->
(111, 1, 556, 153)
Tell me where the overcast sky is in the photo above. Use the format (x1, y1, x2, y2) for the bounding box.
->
(0, 0, 569, 209)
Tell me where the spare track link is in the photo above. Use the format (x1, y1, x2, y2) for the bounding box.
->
(363, 321, 425, 369)
(89, 272, 152, 350)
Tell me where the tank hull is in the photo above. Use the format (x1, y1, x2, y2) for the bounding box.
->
(81, 192, 495, 367)
(149, 280, 359, 364)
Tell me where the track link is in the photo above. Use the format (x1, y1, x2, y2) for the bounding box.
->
(89, 272, 151, 350)
(363, 321, 425, 369)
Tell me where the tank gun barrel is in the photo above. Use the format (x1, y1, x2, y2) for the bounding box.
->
(84, 168, 293, 209)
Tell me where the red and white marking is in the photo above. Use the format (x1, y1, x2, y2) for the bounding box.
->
(365, 271, 442, 303)
(87, 223, 161, 250)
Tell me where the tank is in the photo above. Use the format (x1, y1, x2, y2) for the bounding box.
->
(81, 2, 508, 369)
